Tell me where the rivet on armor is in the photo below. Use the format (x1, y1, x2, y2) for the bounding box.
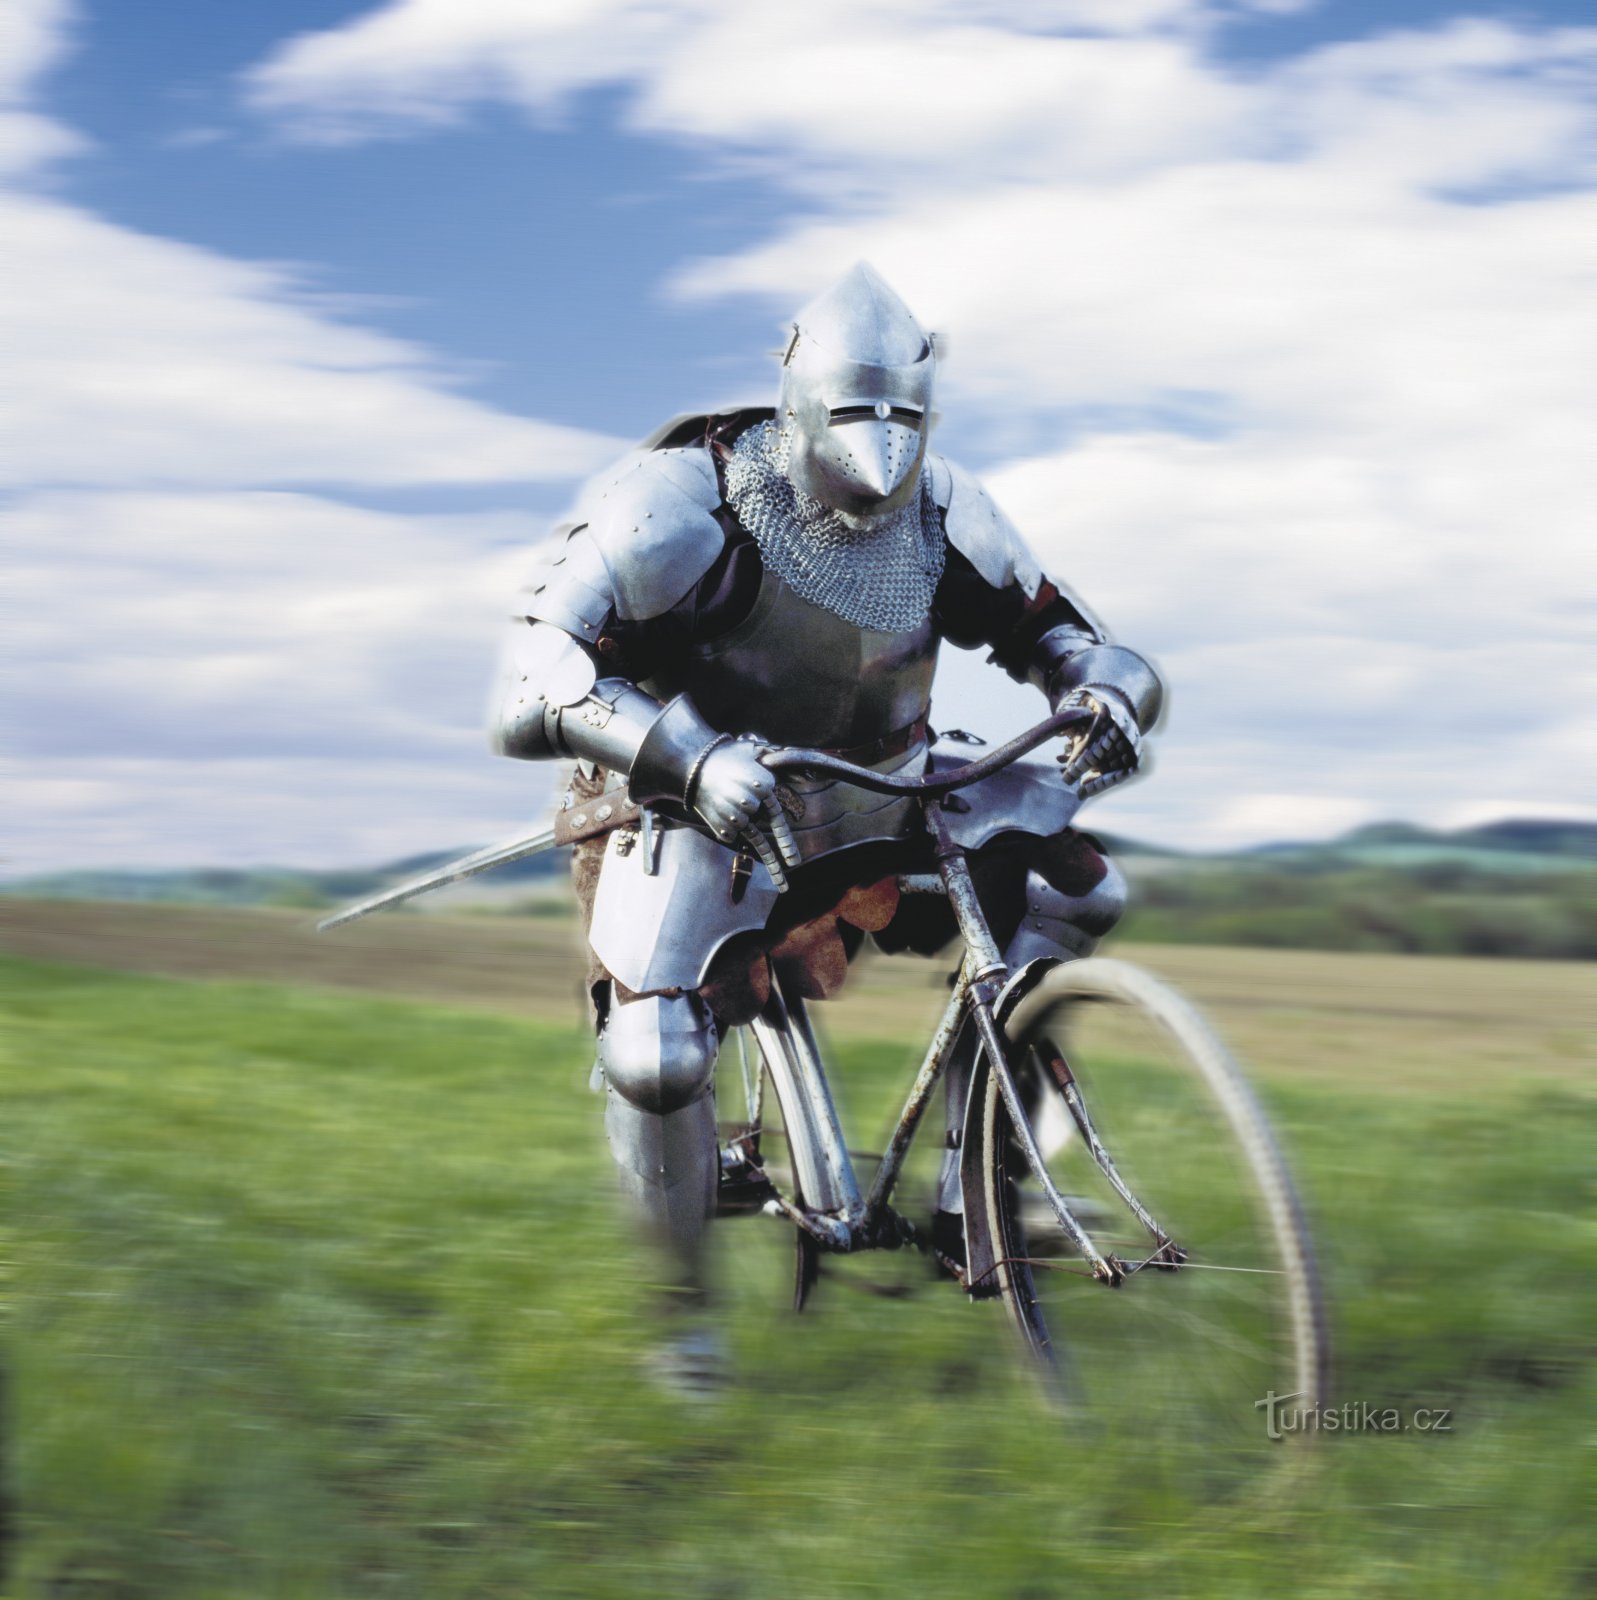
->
(596, 803, 613, 821)
(573, 813, 588, 827)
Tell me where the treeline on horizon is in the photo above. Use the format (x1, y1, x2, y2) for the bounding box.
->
(11, 838, 1597, 962)
(1115, 860, 1597, 961)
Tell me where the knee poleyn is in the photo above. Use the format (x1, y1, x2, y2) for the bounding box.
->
(1006, 859, 1128, 965)
(598, 993, 718, 1115)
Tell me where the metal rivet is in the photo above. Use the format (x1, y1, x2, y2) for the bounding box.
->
(573, 813, 588, 827)
(595, 803, 613, 821)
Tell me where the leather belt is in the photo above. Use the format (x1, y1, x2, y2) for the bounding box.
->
(820, 715, 928, 769)
(554, 794, 642, 846)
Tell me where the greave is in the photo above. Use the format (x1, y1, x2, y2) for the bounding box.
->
(604, 1086, 719, 1305)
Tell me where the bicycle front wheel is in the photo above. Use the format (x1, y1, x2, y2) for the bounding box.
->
(972, 958, 1330, 1467)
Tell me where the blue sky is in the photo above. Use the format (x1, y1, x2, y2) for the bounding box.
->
(6, 0, 1595, 871)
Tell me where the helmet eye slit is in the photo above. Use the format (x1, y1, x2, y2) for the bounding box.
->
(826, 404, 924, 429)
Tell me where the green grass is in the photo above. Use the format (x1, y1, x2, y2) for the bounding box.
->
(3, 954, 1594, 1599)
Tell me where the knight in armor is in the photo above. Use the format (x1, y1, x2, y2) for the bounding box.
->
(490, 264, 1162, 1382)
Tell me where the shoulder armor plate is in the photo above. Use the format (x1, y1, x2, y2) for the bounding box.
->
(516, 524, 613, 642)
(581, 447, 726, 622)
(929, 454, 1043, 599)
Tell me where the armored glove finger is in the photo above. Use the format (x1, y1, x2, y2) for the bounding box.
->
(1057, 689, 1141, 792)
(739, 824, 790, 894)
(1079, 765, 1135, 800)
(689, 735, 777, 845)
(761, 792, 803, 871)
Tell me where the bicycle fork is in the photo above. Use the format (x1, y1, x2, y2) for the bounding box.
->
(922, 801, 1128, 1291)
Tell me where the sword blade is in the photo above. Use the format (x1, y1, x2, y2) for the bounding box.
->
(316, 824, 561, 932)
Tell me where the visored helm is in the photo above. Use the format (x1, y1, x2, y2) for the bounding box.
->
(777, 262, 936, 520)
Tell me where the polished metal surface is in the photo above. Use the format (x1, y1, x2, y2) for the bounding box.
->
(316, 821, 560, 931)
(489, 622, 599, 760)
(1002, 860, 1127, 968)
(548, 677, 666, 775)
(580, 446, 726, 621)
(517, 524, 614, 642)
(748, 978, 864, 1224)
(598, 991, 721, 1299)
(604, 1085, 719, 1297)
(588, 817, 780, 993)
(652, 562, 939, 756)
(628, 692, 722, 805)
(598, 991, 719, 1115)
(1048, 641, 1165, 730)
(927, 741, 1082, 851)
(777, 263, 935, 519)
(927, 454, 1044, 601)
(1029, 620, 1105, 698)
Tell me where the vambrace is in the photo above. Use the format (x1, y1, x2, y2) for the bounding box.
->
(489, 620, 727, 805)
(1033, 631, 1164, 734)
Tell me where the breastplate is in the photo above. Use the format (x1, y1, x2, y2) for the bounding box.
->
(647, 564, 938, 751)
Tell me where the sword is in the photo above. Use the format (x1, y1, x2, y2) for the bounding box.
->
(317, 794, 643, 932)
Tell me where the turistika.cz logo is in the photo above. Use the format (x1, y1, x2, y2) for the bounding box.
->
(1255, 1391, 1454, 1441)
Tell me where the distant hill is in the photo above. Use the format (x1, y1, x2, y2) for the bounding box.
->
(1245, 818, 1597, 875)
(4, 847, 568, 911)
(5, 816, 1593, 959)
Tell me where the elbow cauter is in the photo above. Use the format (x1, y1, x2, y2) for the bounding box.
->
(1043, 641, 1164, 733)
(488, 620, 600, 761)
(488, 619, 682, 779)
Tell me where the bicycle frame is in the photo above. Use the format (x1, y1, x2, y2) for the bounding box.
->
(731, 782, 1173, 1290)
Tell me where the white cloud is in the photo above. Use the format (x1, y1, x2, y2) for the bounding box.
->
(0, 194, 620, 490)
(135, 0, 1597, 848)
(14, 0, 1597, 870)
(1, 753, 553, 877)
(0, 0, 83, 175)
(2, 1, 622, 871)
(6, 490, 558, 873)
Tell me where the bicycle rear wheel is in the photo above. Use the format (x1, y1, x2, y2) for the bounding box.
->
(972, 958, 1329, 1471)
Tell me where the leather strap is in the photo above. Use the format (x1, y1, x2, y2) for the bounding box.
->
(820, 715, 928, 769)
(553, 795, 643, 847)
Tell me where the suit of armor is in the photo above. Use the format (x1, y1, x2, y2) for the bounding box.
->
(490, 266, 1162, 1344)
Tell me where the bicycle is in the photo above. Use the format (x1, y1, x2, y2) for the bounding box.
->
(321, 705, 1331, 1455)
(712, 706, 1330, 1448)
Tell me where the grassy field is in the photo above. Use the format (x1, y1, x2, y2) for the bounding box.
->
(2, 907, 1594, 1598)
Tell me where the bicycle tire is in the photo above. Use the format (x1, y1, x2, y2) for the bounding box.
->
(973, 958, 1330, 1453)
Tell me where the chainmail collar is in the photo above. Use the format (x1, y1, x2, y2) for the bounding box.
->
(723, 420, 944, 633)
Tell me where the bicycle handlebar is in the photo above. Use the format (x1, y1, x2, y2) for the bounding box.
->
(759, 705, 1096, 797)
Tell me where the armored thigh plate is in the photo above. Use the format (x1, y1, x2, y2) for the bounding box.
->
(589, 821, 783, 995)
